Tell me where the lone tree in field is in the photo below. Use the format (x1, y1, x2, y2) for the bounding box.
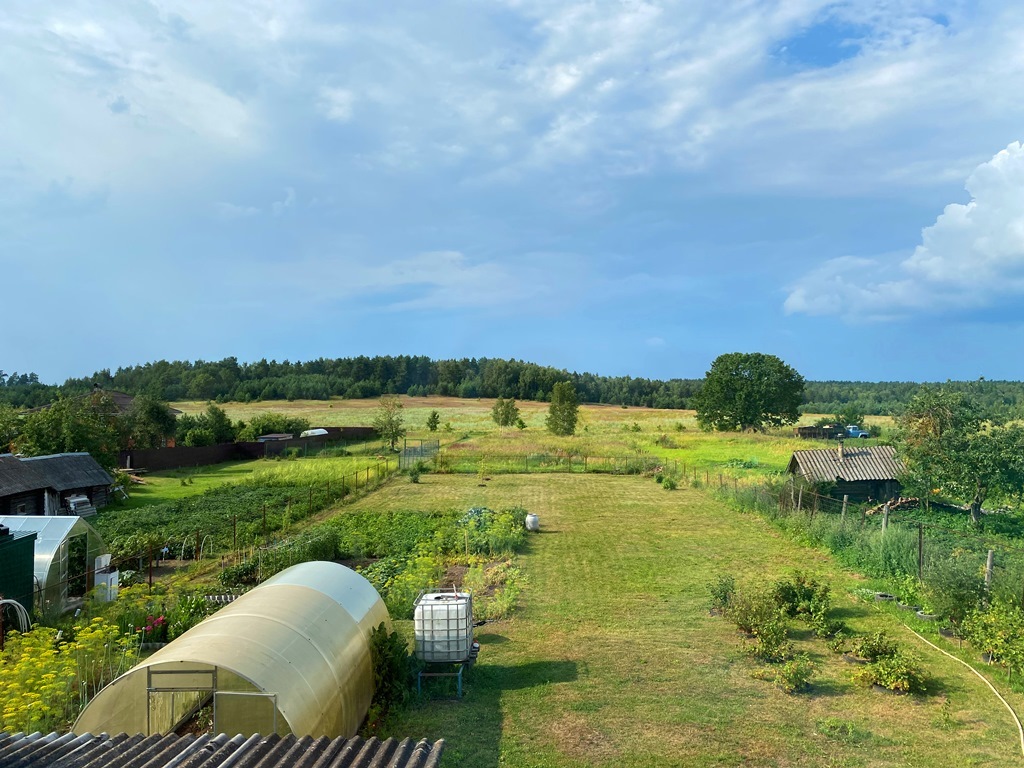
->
(492, 397, 520, 430)
(373, 395, 406, 451)
(896, 387, 1024, 525)
(426, 409, 440, 432)
(693, 352, 804, 432)
(546, 381, 579, 436)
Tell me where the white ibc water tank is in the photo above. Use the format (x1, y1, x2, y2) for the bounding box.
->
(414, 591, 473, 663)
(525, 513, 540, 532)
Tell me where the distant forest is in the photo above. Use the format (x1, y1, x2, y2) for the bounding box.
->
(3, 357, 1024, 417)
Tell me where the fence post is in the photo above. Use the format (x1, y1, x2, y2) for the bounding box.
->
(148, 545, 153, 590)
(918, 524, 924, 581)
(882, 504, 890, 533)
(308, 488, 313, 517)
(262, 504, 267, 543)
(985, 549, 995, 591)
(841, 495, 848, 523)
(796, 488, 803, 512)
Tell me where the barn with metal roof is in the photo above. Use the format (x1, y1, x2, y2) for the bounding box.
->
(786, 443, 904, 502)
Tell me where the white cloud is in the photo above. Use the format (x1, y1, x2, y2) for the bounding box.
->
(272, 187, 296, 215)
(785, 141, 1024, 320)
(215, 201, 259, 219)
(318, 87, 354, 122)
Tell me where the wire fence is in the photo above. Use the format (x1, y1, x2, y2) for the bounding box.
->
(698, 473, 1024, 609)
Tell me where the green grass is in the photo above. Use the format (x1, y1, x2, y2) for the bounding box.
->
(338, 474, 1020, 767)
(114, 461, 260, 511)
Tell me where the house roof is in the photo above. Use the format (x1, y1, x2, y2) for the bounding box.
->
(0, 732, 444, 768)
(786, 444, 904, 484)
(0, 453, 112, 497)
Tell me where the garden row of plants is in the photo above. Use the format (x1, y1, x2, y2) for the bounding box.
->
(706, 476, 1024, 684)
(94, 458, 396, 563)
(220, 505, 530, 621)
(709, 571, 928, 694)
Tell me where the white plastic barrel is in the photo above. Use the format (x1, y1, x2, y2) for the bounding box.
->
(525, 513, 540, 532)
(413, 592, 473, 662)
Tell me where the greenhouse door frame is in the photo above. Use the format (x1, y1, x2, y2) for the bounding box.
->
(213, 691, 278, 735)
(146, 667, 217, 735)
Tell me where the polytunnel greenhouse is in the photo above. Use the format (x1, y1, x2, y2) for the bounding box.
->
(0, 515, 106, 612)
(74, 561, 391, 738)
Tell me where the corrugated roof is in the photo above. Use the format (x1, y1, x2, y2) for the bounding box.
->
(0, 453, 111, 496)
(0, 732, 444, 768)
(787, 444, 904, 484)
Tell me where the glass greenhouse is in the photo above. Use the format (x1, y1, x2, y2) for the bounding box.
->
(74, 561, 391, 738)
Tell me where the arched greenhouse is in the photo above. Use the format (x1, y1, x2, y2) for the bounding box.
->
(74, 561, 390, 738)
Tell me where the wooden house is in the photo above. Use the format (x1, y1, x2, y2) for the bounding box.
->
(786, 443, 904, 503)
(0, 453, 113, 516)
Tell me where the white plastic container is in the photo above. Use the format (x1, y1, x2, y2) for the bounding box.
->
(525, 513, 540, 532)
(414, 591, 473, 662)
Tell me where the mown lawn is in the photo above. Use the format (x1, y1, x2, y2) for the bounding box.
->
(343, 474, 1018, 767)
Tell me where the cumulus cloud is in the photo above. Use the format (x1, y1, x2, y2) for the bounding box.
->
(785, 141, 1024, 320)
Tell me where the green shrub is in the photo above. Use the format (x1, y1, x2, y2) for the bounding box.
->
(727, 589, 790, 661)
(774, 654, 815, 693)
(707, 574, 736, 614)
(662, 477, 678, 491)
(772, 571, 831, 619)
(408, 468, 421, 483)
(365, 622, 414, 734)
(854, 651, 926, 693)
(853, 631, 898, 662)
(924, 553, 987, 626)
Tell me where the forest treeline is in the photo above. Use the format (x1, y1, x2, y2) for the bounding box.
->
(3, 358, 1024, 416)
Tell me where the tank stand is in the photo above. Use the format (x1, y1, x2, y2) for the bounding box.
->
(417, 663, 465, 699)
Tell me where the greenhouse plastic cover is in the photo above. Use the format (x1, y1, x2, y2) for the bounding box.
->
(74, 561, 390, 739)
(0, 515, 104, 609)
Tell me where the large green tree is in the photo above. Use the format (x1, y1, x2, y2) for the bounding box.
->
(546, 382, 579, 436)
(693, 353, 804, 432)
(16, 392, 121, 469)
(896, 388, 1024, 524)
(373, 395, 406, 451)
(119, 395, 178, 449)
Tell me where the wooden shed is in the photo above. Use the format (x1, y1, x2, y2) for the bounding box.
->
(786, 443, 904, 503)
(0, 453, 113, 516)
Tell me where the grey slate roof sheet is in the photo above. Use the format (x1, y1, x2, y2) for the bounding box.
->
(787, 444, 904, 484)
(0, 453, 111, 496)
(0, 732, 444, 768)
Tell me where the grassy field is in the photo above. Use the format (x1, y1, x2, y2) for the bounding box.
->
(337, 474, 1020, 767)
(172, 396, 887, 477)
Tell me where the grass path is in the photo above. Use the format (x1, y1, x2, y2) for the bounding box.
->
(359, 474, 1018, 767)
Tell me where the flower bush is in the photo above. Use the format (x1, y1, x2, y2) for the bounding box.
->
(0, 617, 137, 734)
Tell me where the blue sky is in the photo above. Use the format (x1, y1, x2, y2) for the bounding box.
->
(3, 1, 1024, 385)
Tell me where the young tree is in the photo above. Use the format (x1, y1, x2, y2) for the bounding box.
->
(692, 353, 804, 432)
(426, 410, 440, 432)
(546, 382, 579, 436)
(373, 395, 406, 451)
(491, 397, 520, 430)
